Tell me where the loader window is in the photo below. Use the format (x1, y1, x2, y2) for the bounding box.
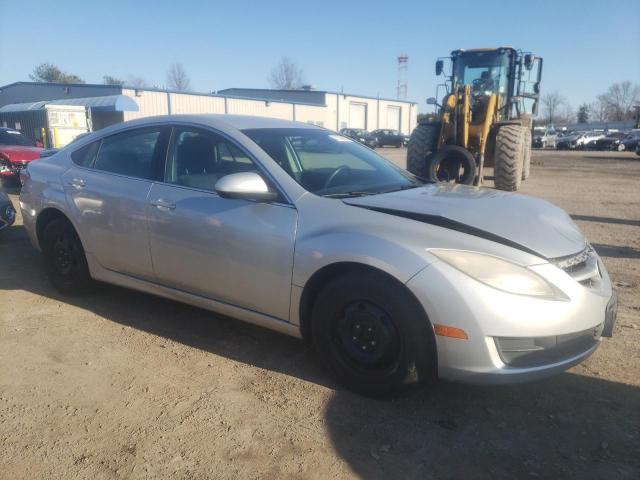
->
(453, 51, 510, 96)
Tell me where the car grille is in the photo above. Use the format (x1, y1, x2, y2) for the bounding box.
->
(495, 326, 601, 368)
(551, 246, 601, 287)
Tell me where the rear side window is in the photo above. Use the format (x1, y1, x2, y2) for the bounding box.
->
(94, 128, 163, 180)
(71, 140, 100, 167)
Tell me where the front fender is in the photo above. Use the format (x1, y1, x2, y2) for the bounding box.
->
(293, 227, 433, 288)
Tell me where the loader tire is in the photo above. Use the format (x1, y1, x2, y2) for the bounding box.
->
(494, 125, 526, 191)
(522, 128, 532, 180)
(407, 123, 440, 179)
(428, 145, 476, 185)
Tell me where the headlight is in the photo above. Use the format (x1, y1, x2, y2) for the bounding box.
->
(430, 249, 566, 299)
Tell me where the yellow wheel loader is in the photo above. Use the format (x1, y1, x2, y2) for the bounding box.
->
(407, 47, 543, 191)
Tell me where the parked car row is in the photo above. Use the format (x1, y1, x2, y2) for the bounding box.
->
(533, 128, 640, 152)
(339, 128, 409, 148)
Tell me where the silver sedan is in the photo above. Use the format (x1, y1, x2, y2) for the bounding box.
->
(19, 115, 616, 396)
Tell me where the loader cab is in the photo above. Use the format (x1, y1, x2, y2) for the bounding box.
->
(452, 49, 511, 98)
(441, 47, 542, 121)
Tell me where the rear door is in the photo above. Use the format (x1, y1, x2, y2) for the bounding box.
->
(146, 125, 297, 320)
(63, 126, 169, 280)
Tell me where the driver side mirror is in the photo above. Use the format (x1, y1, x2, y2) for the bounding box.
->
(215, 172, 278, 202)
(524, 54, 534, 70)
(426, 97, 437, 105)
(435, 60, 444, 76)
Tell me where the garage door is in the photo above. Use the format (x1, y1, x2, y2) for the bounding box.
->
(349, 103, 366, 130)
(387, 106, 401, 131)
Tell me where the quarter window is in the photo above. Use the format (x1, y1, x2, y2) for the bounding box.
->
(93, 128, 163, 180)
(164, 128, 258, 191)
(71, 140, 100, 167)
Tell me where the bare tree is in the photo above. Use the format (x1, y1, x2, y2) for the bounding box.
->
(166, 63, 191, 92)
(29, 62, 84, 84)
(598, 81, 640, 121)
(269, 57, 304, 90)
(103, 75, 125, 85)
(127, 75, 149, 88)
(590, 97, 609, 123)
(540, 92, 565, 124)
(558, 104, 575, 125)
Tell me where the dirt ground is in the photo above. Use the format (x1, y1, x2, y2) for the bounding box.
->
(1, 149, 639, 479)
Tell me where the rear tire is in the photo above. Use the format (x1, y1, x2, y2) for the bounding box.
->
(522, 129, 532, 180)
(311, 271, 437, 397)
(494, 125, 526, 191)
(407, 123, 440, 178)
(42, 218, 94, 296)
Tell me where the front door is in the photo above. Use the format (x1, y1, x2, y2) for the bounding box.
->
(147, 126, 297, 321)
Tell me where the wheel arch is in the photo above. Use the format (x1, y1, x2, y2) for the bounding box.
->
(298, 261, 434, 346)
(35, 207, 75, 250)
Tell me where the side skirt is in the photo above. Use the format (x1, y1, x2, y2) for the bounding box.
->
(86, 253, 303, 339)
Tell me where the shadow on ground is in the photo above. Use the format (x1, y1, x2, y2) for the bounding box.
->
(592, 243, 640, 260)
(2, 222, 639, 479)
(571, 214, 640, 228)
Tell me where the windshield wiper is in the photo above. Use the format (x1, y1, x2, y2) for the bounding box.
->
(322, 191, 378, 198)
(381, 184, 423, 194)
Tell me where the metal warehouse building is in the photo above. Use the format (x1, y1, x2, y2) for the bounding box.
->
(0, 82, 417, 147)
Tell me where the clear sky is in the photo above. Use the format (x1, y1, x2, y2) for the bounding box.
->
(1, 0, 638, 112)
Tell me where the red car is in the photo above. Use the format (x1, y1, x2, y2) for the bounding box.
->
(0, 128, 43, 185)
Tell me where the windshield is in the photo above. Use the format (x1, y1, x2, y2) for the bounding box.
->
(453, 50, 510, 98)
(243, 128, 423, 197)
(0, 129, 35, 146)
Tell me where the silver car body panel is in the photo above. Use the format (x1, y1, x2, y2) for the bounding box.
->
(19, 114, 614, 384)
(343, 184, 586, 259)
(146, 182, 297, 320)
(62, 166, 157, 280)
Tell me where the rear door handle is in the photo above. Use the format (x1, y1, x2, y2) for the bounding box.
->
(150, 199, 176, 210)
(68, 178, 86, 188)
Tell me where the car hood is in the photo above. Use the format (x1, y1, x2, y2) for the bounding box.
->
(0, 145, 43, 163)
(343, 184, 586, 259)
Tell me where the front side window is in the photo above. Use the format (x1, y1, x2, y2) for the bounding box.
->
(244, 128, 422, 197)
(164, 127, 258, 191)
(93, 128, 163, 179)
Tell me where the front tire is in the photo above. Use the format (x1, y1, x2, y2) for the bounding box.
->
(42, 218, 94, 296)
(311, 271, 437, 397)
(407, 123, 440, 178)
(494, 125, 526, 191)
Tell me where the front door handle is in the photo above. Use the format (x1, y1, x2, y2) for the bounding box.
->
(68, 178, 86, 188)
(150, 199, 176, 210)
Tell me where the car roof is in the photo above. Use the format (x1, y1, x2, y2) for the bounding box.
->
(110, 114, 322, 132)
